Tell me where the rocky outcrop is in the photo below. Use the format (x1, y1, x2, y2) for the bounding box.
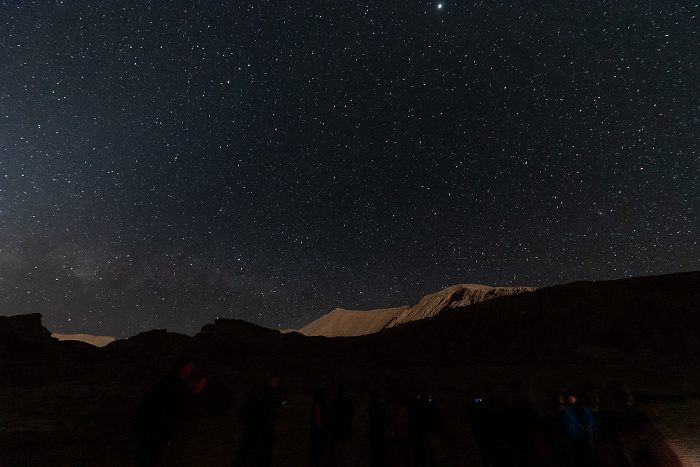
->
(191, 318, 286, 354)
(103, 329, 191, 357)
(0, 313, 57, 353)
(299, 285, 536, 337)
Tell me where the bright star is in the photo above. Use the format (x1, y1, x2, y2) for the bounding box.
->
(437, 3, 443, 9)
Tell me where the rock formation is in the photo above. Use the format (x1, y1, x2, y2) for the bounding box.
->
(0, 313, 56, 354)
(372, 271, 700, 363)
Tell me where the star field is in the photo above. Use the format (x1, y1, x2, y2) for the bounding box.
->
(1, 1, 698, 337)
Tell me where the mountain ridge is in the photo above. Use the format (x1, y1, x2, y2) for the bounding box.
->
(299, 283, 537, 337)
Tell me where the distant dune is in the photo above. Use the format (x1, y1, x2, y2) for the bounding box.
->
(299, 284, 536, 337)
(299, 306, 410, 337)
(52, 333, 117, 347)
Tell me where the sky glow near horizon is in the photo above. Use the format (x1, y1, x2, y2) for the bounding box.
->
(0, 1, 698, 337)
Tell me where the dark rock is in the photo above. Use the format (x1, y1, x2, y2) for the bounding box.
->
(0, 313, 57, 355)
(104, 328, 191, 358)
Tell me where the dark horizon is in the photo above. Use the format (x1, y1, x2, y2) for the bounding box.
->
(27, 270, 700, 339)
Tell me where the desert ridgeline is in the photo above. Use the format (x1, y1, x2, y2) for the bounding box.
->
(1, 271, 699, 466)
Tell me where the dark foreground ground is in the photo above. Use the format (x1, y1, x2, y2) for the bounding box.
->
(1, 356, 699, 467)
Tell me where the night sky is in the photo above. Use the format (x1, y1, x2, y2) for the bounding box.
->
(1, 1, 698, 337)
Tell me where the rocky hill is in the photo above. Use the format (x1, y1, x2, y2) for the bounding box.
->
(368, 271, 700, 363)
(299, 284, 536, 337)
(3, 273, 699, 364)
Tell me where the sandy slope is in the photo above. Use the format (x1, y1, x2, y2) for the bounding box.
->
(52, 333, 117, 347)
(298, 305, 409, 337)
(299, 284, 536, 337)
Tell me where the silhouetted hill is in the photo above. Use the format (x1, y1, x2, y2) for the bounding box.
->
(365, 271, 700, 364)
(0, 313, 57, 356)
(2, 272, 699, 365)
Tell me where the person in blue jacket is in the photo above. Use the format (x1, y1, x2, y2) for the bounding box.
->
(558, 391, 594, 467)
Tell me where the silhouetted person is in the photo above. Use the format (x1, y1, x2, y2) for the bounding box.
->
(135, 357, 196, 467)
(467, 388, 504, 467)
(328, 386, 353, 467)
(504, 383, 552, 466)
(413, 384, 445, 467)
(161, 374, 210, 466)
(559, 391, 594, 467)
(309, 388, 329, 467)
(385, 391, 412, 467)
(233, 376, 286, 467)
(368, 389, 388, 467)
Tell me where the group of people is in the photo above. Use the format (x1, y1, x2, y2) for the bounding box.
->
(133, 360, 681, 467)
(133, 360, 447, 467)
(466, 386, 596, 467)
(309, 386, 355, 467)
(134, 357, 207, 467)
(312, 383, 446, 467)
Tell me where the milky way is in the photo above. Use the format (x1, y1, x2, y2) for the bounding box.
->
(1, 1, 698, 337)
